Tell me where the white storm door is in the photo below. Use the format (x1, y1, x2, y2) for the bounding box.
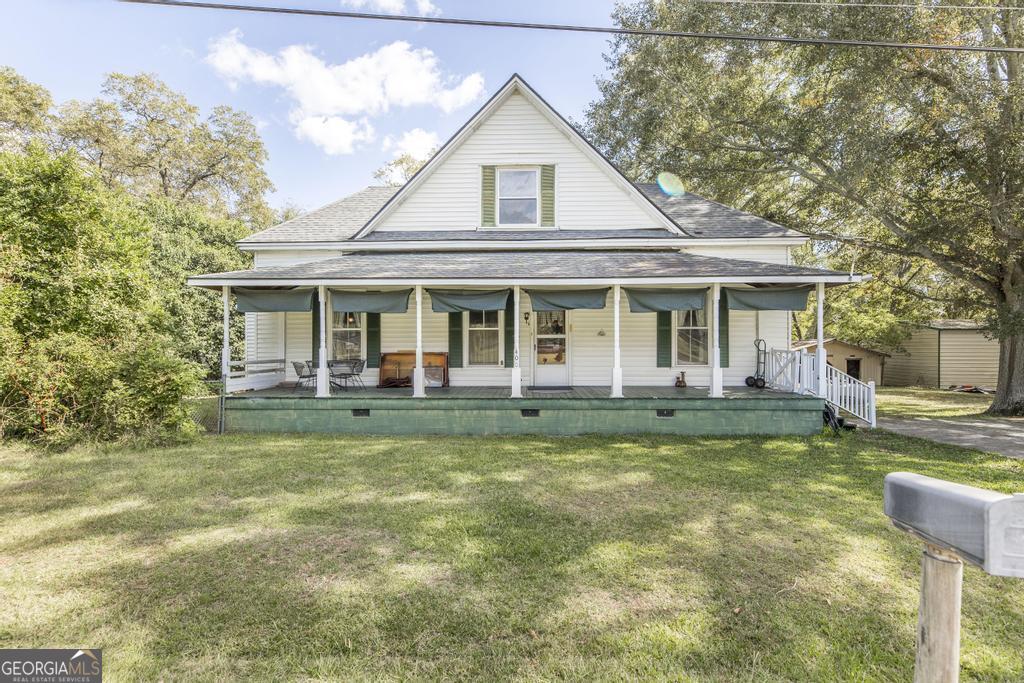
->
(534, 311, 570, 386)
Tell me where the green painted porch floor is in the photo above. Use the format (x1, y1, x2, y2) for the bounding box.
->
(237, 385, 810, 400)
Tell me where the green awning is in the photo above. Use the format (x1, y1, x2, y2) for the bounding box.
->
(330, 288, 412, 314)
(234, 287, 314, 313)
(724, 286, 813, 311)
(427, 289, 510, 313)
(525, 288, 609, 311)
(624, 288, 708, 313)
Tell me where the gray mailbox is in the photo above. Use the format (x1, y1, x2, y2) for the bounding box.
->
(884, 472, 1024, 578)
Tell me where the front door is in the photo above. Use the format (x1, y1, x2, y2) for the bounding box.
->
(534, 311, 569, 386)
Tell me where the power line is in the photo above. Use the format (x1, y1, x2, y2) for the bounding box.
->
(691, 0, 1020, 12)
(119, 0, 1024, 54)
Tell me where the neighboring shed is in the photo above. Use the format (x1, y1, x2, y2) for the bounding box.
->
(792, 338, 887, 385)
(882, 320, 1000, 389)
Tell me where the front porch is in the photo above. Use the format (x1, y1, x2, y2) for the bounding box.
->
(224, 385, 824, 436)
(189, 248, 873, 435)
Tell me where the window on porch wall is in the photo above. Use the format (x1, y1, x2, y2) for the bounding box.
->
(467, 310, 500, 365)
(676, 306, 709, 365)
(332, 311, 362, 360)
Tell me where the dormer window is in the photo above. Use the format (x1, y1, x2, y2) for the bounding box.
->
(497, 168, 538, 226)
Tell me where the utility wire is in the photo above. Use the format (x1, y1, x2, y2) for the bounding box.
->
(119, 0, 1024, 54)
(691, 0, 1020, 12)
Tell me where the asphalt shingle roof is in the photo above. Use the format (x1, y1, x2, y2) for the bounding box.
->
(238, 186, 398, 244)
(239, 183, 807, 245)
(635, 184, 803, 239)
(191, 250, 849, 283)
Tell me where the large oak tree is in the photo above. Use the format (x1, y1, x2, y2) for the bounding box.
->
(587, 1, 1024, 414)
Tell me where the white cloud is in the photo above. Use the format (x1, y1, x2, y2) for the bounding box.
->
(295, 116, 375, 156)
(382, 128, 439, 159)
(340, 0, 440, 16)
(206, 30, 483, 155)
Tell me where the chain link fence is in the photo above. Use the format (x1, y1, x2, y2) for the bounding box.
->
(185, 380, 224, 435)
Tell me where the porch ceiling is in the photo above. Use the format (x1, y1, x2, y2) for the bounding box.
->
(188, 249, 863, 288)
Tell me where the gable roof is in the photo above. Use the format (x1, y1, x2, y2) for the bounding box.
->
(239, 184, 809, 245)
(352, 74, 685, 239)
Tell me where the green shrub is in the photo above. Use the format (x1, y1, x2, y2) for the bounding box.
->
(0, 147, 205, 447)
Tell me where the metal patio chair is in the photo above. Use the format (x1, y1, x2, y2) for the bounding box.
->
(291, 360, 316, 392)
(328, 359, 366, 390)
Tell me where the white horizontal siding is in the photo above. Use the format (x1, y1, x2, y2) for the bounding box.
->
(376, 92, 661, 232)
(284, 311, 313, 381)
(254, 250, 343, 267)
(244, 312, 284, 363)
(682, 245, 791, 266)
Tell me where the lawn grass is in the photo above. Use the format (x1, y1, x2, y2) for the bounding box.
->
(876, 387, 994, 419)
(1, 431, 1023, 681)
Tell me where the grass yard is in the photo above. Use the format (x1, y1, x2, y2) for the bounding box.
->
(876, 386, 994, 419)
(1, 431, 1023, 681)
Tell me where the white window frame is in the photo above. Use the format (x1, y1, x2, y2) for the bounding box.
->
(495, 166, 540, 228)
(464, 310, 505, 367)
(331, 310, 365, 361)
(673, 293, 711, 367)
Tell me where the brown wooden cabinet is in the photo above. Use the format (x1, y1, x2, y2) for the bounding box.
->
(377, 351, 449, 388)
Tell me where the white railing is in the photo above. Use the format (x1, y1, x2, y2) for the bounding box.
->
(766, 349, 876, 427)
(225, 358, 287, 393)
(824, 364, 877, 428)
(766, 349, 817, 395)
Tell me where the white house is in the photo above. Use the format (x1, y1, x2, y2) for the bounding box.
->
(189, 75, 871, 435)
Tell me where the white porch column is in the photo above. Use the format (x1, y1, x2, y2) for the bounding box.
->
(221, 286, 231, 386)
(816, 282, 826, 398)
(413, 285, 426, 397)
(611, 284, 623, 398)
(710, 282, 723, 397)
(316, 285, 329, 397)
(511, 286, 522, 398)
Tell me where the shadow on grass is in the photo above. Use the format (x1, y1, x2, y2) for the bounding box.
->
(1, 431, 1022, 679)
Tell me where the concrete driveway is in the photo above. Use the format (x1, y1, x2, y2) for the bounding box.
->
(877, 415, 1024, 459)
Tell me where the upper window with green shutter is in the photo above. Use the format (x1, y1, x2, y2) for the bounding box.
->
(497, 167, 539, 226)
(482, 166, 556, 228)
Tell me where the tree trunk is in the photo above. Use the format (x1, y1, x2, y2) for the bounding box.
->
(989, 331, 1024, 416)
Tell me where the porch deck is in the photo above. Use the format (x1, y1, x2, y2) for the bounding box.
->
(224, 385, 824, 436)
(235, 385, 809, 400)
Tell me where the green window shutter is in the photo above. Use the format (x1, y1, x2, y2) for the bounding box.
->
(448, 312, 463, 368)
(540, 165, 556, 226)
(366, 313, 381, 368)
(481, 166, 496, 227)
(656, 311, 673, 368)
(718, 297, 730, 368)
(503, 296, 515, 367)
(311, 290, 320, 361)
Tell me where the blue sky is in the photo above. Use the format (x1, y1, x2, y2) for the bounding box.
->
(1, 0, 621, 212)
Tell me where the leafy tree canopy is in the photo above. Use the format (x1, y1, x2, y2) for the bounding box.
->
(0, 146, 202, 444)
(56, 73, 274, 228)
(0, 66, 52, 151)
(373, 151, 433, 186)
(587, 1, 1024, 413)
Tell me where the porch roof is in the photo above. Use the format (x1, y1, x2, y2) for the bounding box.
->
(189, 250, 863, 288)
